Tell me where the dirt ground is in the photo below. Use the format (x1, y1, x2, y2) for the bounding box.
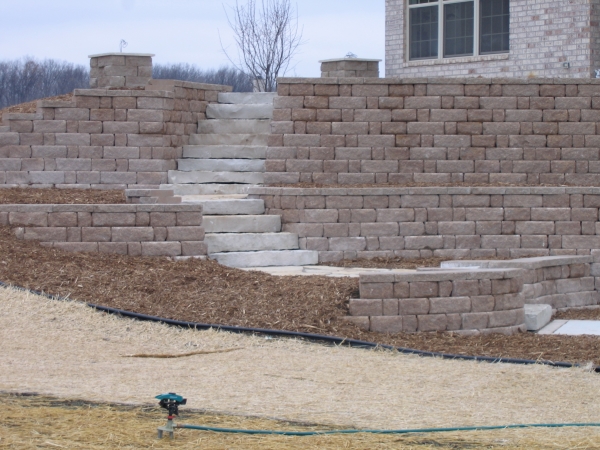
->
(0, 187, 125, 204)
(3, 394, 600, 450)
(1, 287, 599, 450)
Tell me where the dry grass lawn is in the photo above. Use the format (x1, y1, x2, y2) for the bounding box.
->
(1, 285, 599, 450)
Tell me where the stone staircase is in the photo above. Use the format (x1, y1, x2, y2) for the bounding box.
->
(161, 92, 318, 268)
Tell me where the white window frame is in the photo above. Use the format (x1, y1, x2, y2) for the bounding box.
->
(406, 0, 508, 62)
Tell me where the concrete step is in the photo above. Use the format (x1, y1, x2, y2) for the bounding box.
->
(183, 145, 267, 159)
(218, 92, 277, 105)
(161, 184, 253, 195)
(206, 104, 273, 120)
(182, 198, 265, 215)
(197, 119, 271, 134)
(210, 250, 319, 268)
(190, 134, 269, 146)
(205, 232, 299, 253)
(203, 215, 281, 233)
(168, 170, 264, 185)
(177, 159, 265, 173)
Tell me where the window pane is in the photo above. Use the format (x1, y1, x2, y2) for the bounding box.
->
(480, 0, 509, 54)
(444, 1, 474, 57)
(410, 6, 439, 60)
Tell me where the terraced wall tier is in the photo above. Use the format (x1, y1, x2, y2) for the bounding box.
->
(249, 186, 600, 263)
(269, 77, 600, 186)
(0, 79, 231, 190)
(349, 256, 597, 335)
(0, 204, 205, 257)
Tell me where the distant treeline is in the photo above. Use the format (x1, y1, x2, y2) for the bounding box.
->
(0, 58, 89, 109)
(152, 64, 253, 93)
(0, 58, 252, 109)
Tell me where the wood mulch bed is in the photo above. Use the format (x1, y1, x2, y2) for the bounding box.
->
(0, 188, 125, 204)
(0, 225, 599, 366)
(0, 93, 74, 117)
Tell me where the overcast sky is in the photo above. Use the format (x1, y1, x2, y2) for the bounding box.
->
(0, 0, 384, 77)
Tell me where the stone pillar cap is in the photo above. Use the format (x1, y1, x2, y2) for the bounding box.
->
(88, 52, 155, 58)
(319, 58, 381, 63)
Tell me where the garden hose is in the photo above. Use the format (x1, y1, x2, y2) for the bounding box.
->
(1, 280, 598, 373)
(176, 422, 600, 436)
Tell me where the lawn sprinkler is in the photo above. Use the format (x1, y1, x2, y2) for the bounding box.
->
(156, 392, 187, 439)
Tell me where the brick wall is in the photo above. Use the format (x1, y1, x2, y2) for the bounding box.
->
(0, 203, 205, 257)
(386, 0, 598, 78)
(349, 255, 597, 334)
(270, 78, 600, 186)
(249, 186, 600, 262)
(0, 79, 231, 189)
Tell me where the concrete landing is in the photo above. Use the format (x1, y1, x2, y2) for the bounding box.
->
(241, 265, 416, 278)
(539, 320, 600, 336)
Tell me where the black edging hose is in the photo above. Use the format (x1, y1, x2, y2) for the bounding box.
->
(2, 280, 598, 373)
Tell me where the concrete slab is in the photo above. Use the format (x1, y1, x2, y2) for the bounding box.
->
(168, 170, 264, 185)
(205, 232, 299, 253)
(537, 320, 568, 335)
(183, 145, 267, 159)
(211, 250, 319, 268)
(198, 119, 271, 134)
(203, 215, 281, 233)
(553, 320, 600, 336)
(524, 304, 553, 331)
(241, 265, 417, 278)
(182, 198, 265, 215)
(190, 133, 269, 146)
(163, 184, 253, 195)
(206, 104, 273, 120)
(218, 92, 277, 104)
(177, 159, 266, 173)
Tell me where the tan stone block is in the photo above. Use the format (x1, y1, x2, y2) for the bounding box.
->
(9, 212, 48, 227)
(430, 297, 471, 314)
(360, 282, 393, 299)
(409, 281, 439, 298)
(370, 316, 403, 333)
(48, 212, 78, 227)
(82, 227, 111, 242)
(398, 298, 429, 315)
(141, 242, 181, 256)
(418, 314, 448, 332)
(462, 312, 489, 330)
(349, 299, 383, 316)
(23, 227, 67, 242)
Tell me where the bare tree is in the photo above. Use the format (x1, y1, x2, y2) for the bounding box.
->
(222, 0, 303, 92)
(0, 57, 88, 109)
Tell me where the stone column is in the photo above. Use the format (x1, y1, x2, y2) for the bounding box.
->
(320, 58, 381, 78)
(89, 53, 155, 88)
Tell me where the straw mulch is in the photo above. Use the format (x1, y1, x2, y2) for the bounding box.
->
(556, 308, 600, 321)
(1, 288, 599, 441)
(0, 93, 73, 116)
(0, 187, 125, 204)
(0, 225, 600, 365)
(3, 394, 600, 449)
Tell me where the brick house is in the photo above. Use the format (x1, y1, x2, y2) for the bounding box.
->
(386, 0, 600, 78)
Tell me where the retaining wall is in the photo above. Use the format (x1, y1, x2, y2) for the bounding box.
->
(0, 204, 205, 257)
(269, 78, 600, 186)
(249, 186, 600, 262)
(349, 255, 597, 335)
(0, 79, 231, 189)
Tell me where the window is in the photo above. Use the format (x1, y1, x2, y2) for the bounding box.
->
(408, 0, 509, 61)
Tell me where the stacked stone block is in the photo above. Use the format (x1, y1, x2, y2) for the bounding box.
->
(89, 53, 154, 89)
(0, 204, 205, 257)
(0, 80, 231, 189)
(249, 186, 600, 263)
(351, 268, 526, 334)
(445, 256, 600, 309)
(270, 77, 600, 186)
(320, 58, 380, 78)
